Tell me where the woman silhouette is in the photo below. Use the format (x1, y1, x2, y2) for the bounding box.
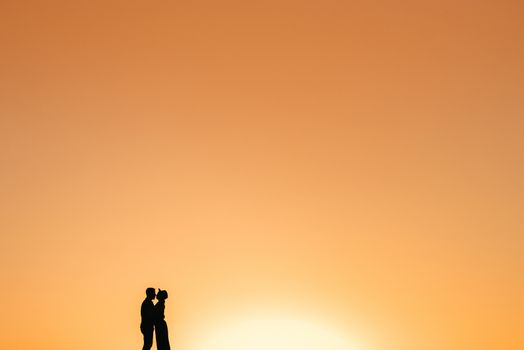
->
(154, 289, 171, 350)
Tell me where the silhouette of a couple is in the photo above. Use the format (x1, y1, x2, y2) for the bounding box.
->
(140, 288, 171, 350)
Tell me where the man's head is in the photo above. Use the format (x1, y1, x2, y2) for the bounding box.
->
(145, 287, 156, 300)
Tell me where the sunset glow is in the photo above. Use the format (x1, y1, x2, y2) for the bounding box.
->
(195, 318, 360, 350)
(1, 1, 523, 350)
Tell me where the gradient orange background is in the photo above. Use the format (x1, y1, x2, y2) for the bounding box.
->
(1, 1, 523, 350)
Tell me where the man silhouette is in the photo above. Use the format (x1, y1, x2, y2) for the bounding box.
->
(140, 288, 156, 350)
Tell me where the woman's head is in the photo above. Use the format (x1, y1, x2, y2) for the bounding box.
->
(157, 289, 168, 300)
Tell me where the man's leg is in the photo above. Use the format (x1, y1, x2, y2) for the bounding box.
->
(142, 327, 153, 350)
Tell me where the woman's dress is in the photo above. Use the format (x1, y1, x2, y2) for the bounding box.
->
(154, 300, 171, 350)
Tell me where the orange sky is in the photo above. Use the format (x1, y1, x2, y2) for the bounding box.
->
(1, 1, 523, 350)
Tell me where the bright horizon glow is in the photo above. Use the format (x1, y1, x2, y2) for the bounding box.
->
(195, 318, 361, 350)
